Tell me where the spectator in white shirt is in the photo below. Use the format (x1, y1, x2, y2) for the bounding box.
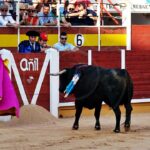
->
(0, 3, 18, 27)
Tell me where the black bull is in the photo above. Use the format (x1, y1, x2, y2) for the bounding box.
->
(52, 64, 133, 133)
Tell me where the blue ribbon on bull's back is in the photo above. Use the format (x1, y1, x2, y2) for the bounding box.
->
(64, 73, 81, 98)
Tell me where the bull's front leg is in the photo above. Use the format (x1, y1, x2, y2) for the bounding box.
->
(113, 106, 121, 133)
(72, 105, 83, 130)
(94, 104, 102, 130)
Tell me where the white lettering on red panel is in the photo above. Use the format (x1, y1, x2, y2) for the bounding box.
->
(20, 58, 39, 71)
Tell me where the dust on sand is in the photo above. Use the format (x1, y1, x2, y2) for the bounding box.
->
(0, 105, 149, 150)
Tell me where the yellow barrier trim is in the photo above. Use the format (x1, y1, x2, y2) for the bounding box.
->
(0, 34, 126, 47)
(101, 34, 126, 46)
(0, 35, 18, 47)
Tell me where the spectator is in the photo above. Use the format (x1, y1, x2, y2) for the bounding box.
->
(67, 2, 97, 25)
(1, 0, 16, 19)
(75, 0, 91, 8)
(53, 31, 79, 52)
(63, 2, 79, 25)
(19, 30, 41, 53)
(60, 15, 71, 27)
(38, 3, 57, 26)
(20, 5, 39, 25)
(19, 3, 28, 23)
(49, 4, 57, 23)
(38, 32, 51, 52)
(20, 0, 33, 5)
(33, 0, 52, 12)
(60, 1, 72, 27)
(0, 3, 18, 27)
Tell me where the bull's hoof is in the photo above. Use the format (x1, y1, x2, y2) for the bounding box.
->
(125, 127, 130, 132)
(95, 125, 101, 130)
(113, 129, 120, 133)
(124, 124, 130, 132)
(72, 125, 79, 130)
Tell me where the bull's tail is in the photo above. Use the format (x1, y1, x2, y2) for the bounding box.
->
(126, 71, 133, 102)
(113, 70, 133, 109)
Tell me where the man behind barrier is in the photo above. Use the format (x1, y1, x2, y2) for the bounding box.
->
(18, 30, 41, 53)
(53, 32, 79, 52)
(38, 32, 51, 52)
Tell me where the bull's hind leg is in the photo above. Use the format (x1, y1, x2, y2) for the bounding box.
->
(124, 102, 133, 131)
(94, 104, 102, 130)
(113, 106, 121, 133)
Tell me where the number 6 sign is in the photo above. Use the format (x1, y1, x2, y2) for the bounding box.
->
(74, 34, 84, 47)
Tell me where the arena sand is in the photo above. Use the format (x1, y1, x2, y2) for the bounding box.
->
(0, 104, 149, 150)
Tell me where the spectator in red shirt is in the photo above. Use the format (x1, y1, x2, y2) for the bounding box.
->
(20, 5, 39, 25)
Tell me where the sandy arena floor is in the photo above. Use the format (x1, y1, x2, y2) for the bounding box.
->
(0, 105, 149, 150)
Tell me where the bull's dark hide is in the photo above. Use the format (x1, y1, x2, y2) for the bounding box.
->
(58, 64, 133, 133)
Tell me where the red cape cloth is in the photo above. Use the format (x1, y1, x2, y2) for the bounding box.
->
(0, 57, 20, 117)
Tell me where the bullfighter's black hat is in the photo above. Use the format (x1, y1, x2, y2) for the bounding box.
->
(26, 30, 40, 37)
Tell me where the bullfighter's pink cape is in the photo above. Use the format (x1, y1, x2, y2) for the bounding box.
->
(0, 57, 19, 117)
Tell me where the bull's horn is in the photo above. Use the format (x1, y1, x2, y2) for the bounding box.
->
(50, 69, 67, 76)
